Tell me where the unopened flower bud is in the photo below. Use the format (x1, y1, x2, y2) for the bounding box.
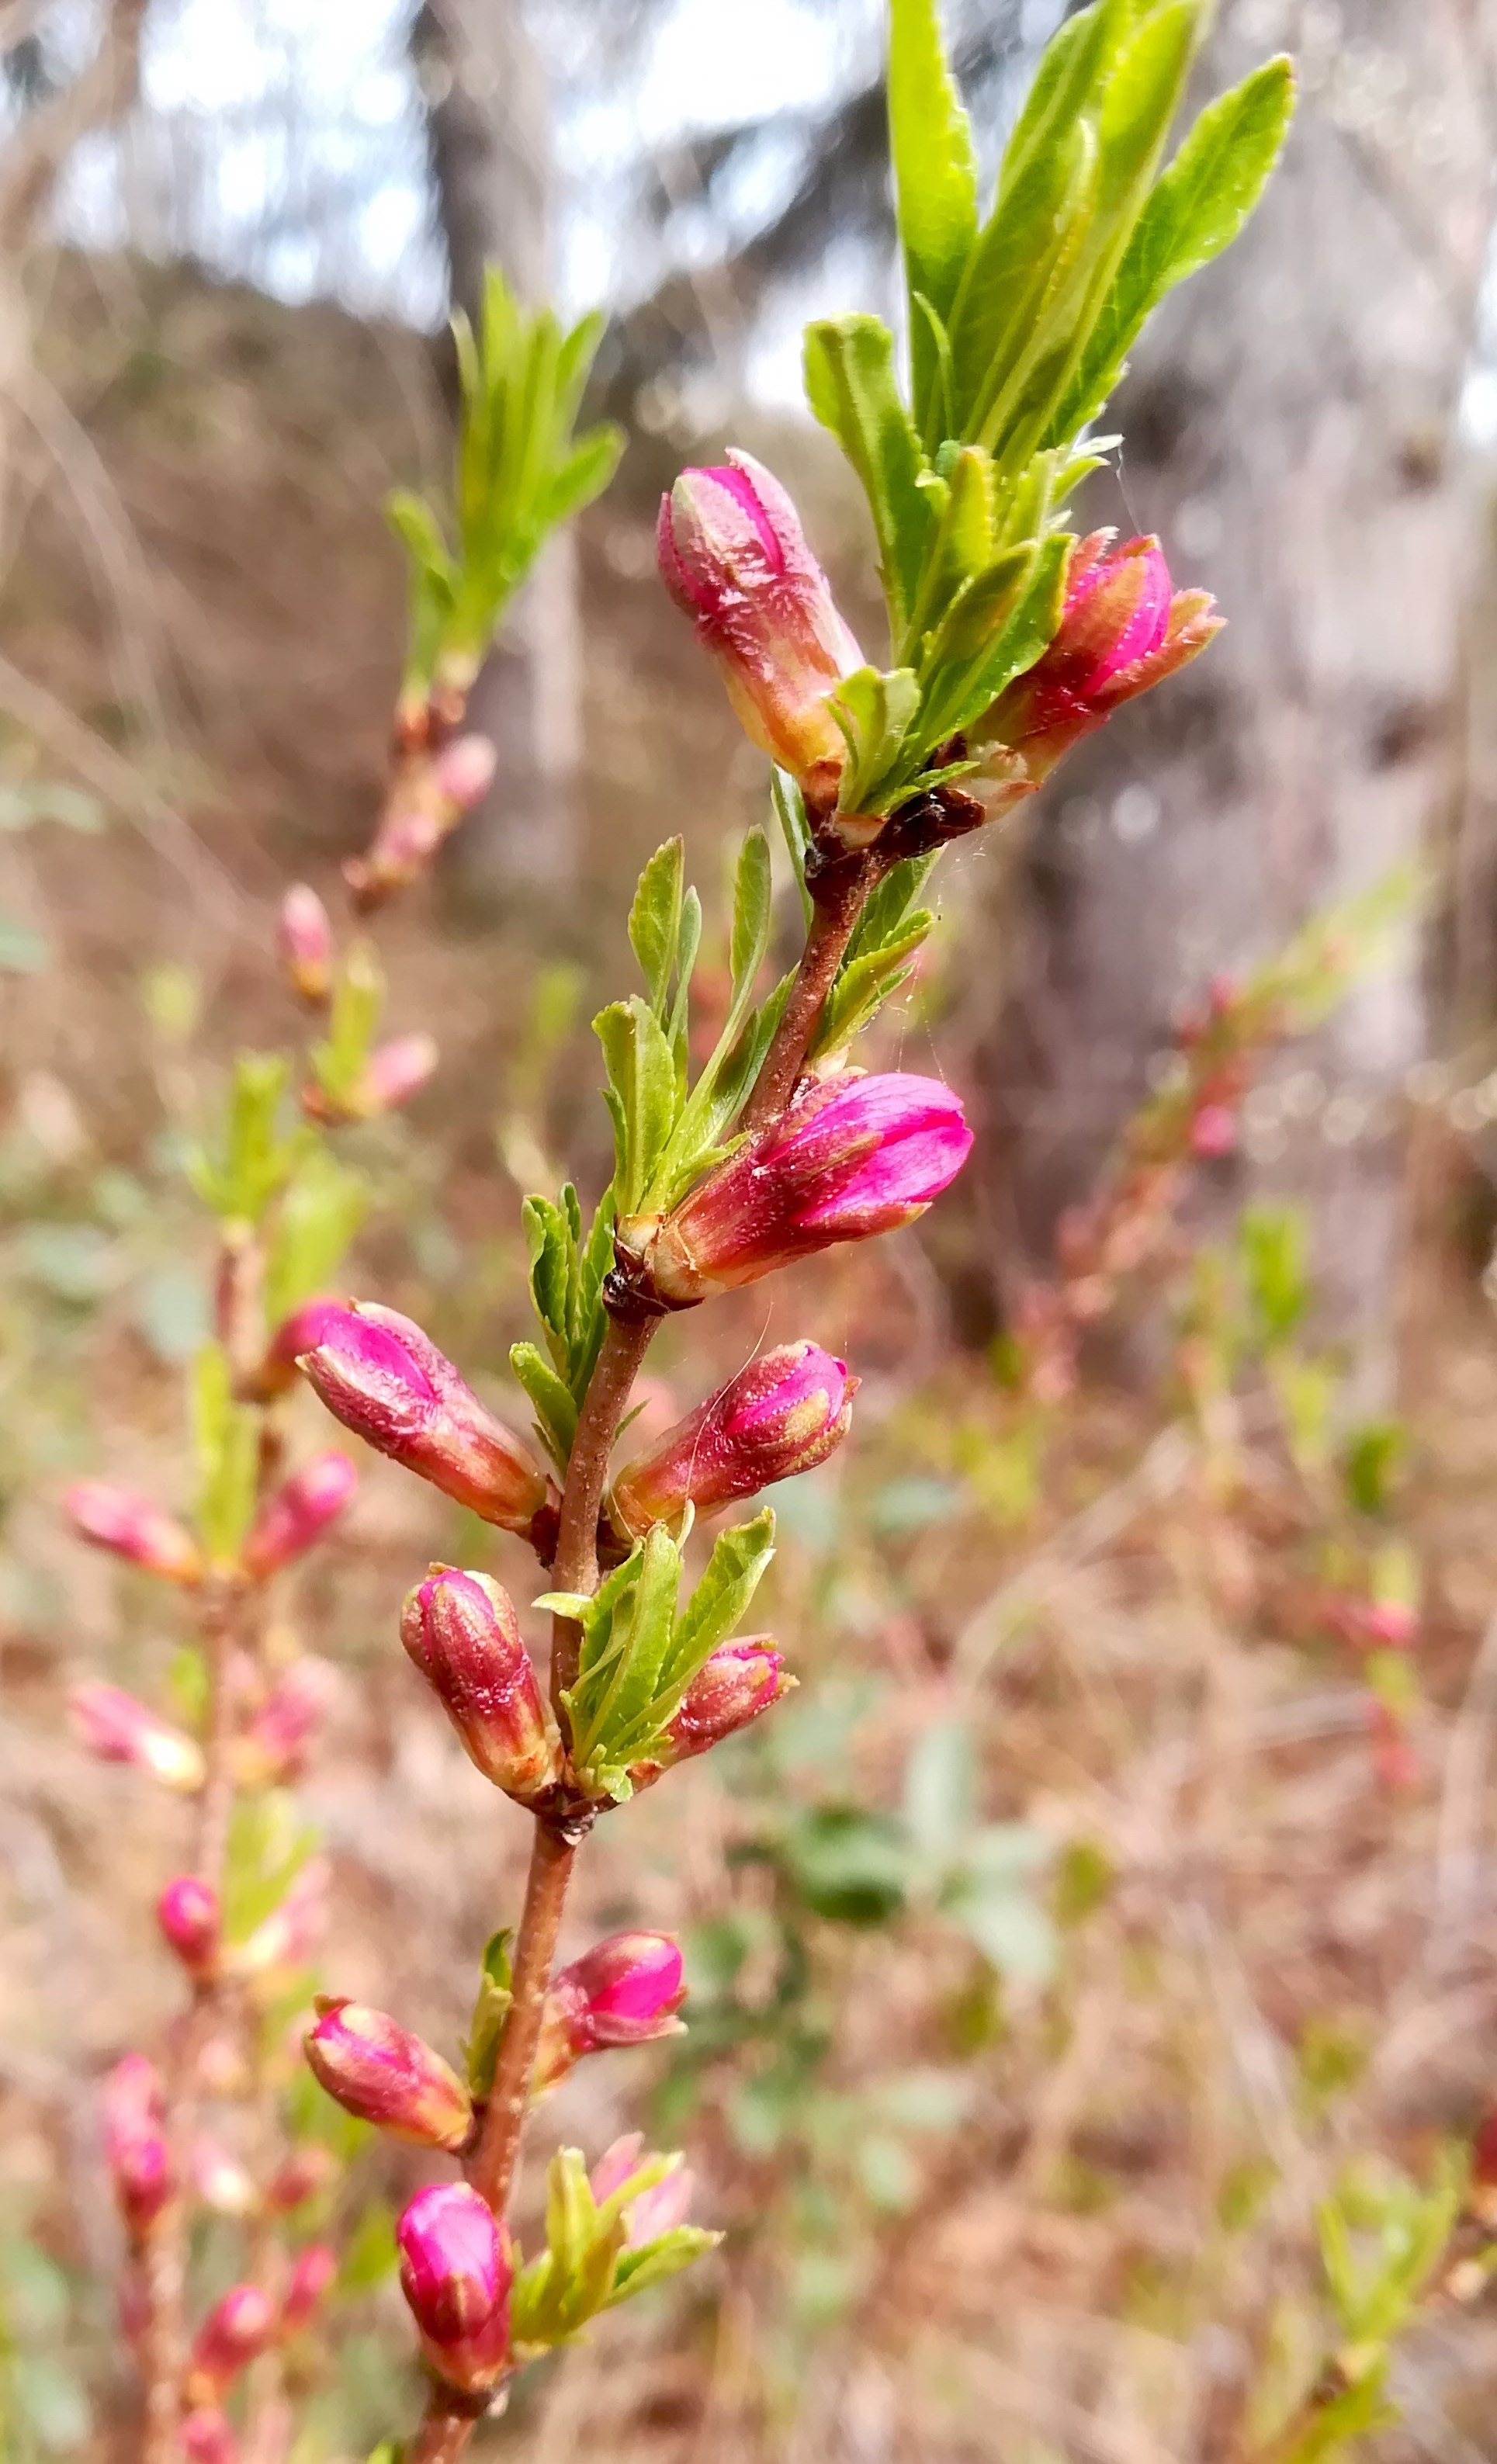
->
(633, 1640, 792, 1788)
(1190, 1102, 1238, 1159)
(181, 2410, 237, 2464)
(158, 1877, 220, 1980)
(72, 1683, 203, 1792)
(265, 2145, 338, 2214)
(359, 1031, 438, 1115)
(281, 2243, 338, 2334)
(588, 2136, 695, 2241)
(252, 1297, 348, 1402)
(400, 1568, 556, 1803)
(612, 1343, 854, 1537)
(658, 450, 862, 811)
(396, 2182, 512, 2394)
(236, 1657, 335, 1788)
(432, 734, 497, 813)
(103, 2054, 174, 2239)
(242, 1452, 357, 1581)
(974, 532, 1222, 804)
(186, 2285, 276, 2401)
(304, 1998, 473, 2150)
(617, 1073, 972, 1309)
(278, 885, 333, 1006)
(534, 1932, 686, 2091)
(297, 1301, 553, 1537)
(65, 1482, 202, 1584)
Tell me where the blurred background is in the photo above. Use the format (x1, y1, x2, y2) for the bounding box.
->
(7, 0, 1497, 2456)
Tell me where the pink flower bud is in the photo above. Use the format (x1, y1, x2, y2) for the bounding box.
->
(658, 450, 862, 809)
(303, 1997, 473, 2150)
(1190, 1102, 1238, 1159)
(612, 1343, 854, 1537)
(619, 1073, 972, 1308)
(242, 1452, 358, 1581)
(71, 1683, 203, 1792)
(278, 885, 333, 1006)
(65, 1482, 202, 1584)
(432, 734, 497, 813)
(237, 1658, 335, 1787)
(296, 1301, 552, 1537)
(400, 1568, 557, 1801)
(396, 2182, 512, 2394)
(281, 2243, 338, 2334)
(976, 532, 1222, 797)
(534, 1932, 686, 2091)
(265, 2145, 338, 2213)
(359, 1031, 438, 1115)
(1365, 1601, 1417, 1650)
(587, 2137, 695, 2241)
(181, 2410, 237, 2464)
(103, 2054, 174, 2239)
(253, 1297, 349, 1402)
(186, 2284, 276, 2400)
(192, 2137, 256, 2216)
(158, 1877, 220, 1980)
(633, 1640, 792, 1786)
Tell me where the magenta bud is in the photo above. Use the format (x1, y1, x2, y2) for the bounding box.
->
(658, 451, 862, 809)
(65, 1482, 203, 1584)
(281, 2243, 338, 2334)
(265, 2145, 338, 2214)
(587, 2136, 695, 2242)
(1190, 1102, 1238, 1159)
(296, 1301, 552, 1537)
(158, 1877, 220, 1980)
(237, 1658, 335, 1788)
(181, 2410, 237, 2464)
(396, 2182, 512, 2394)
(535, 1932, 686, 2091)
(186, 2284, 276, 2400)
(432, 733, 497, 813)
(359, 1031, 438, 1115)
(72, 1683, 203, 1792)
(400, 1568, 557, 1803)
(242, 1451, 357, 1581)
(612, 1342, 855, 1537)
(304, 1997, 473, 2150)
(103, 2054, 174, 2239)
(253, 1297, 349, 1402)
(977, 532, 1223, 797)
(278, 885, 333, 1005)
(651, 1638, 792, 1780)
(619, 1073, 973, 1308)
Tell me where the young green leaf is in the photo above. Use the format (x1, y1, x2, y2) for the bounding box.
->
(664, 1509, 777, 1696)
(888, 0, 979, 431)
(803, 315, 935, 633)
(510, 1339, 579, 1465)
(594, 998, 680, 1215)
(263, 1149, 366, 1324)
(832, 667, 922, 815)
(729, 827, 773, 1014)
(1048, 55, 1296, 442)
(629, 839, 686, 1017)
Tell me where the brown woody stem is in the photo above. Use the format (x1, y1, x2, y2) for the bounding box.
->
(739, 850, 880, 1135)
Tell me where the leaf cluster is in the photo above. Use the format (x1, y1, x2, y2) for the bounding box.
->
(511, 1181, 616, 1468)
(388, 267, 622, 702)
(511, 2144, 717, 2355)
(799, 0, 1293, 821)
(539, 1509, 777, 1801)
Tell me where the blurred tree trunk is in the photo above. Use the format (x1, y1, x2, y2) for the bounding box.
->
(975, 2, 1495, 1391)
(414, 0, 580, 900)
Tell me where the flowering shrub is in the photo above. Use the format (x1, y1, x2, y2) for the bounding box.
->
(64, 5, 1497, 2460)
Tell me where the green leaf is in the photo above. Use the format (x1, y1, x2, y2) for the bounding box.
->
(511, 1340, 578, 1465)
(831, 667, 922, 815)
(915, 530, 1070, 751)
(664, 1509, 777, 1696)
(629, 839, 685, 1017)
(809, 916, 931, 1059)
(569, 1524, 684, 1780)
(781, 1804, 910, 1925)
(463, 1928, 514, 2097)
(1051, 55, 1294, 441)
(803, 315, 934, 634)
(263, 1149, 366, 1323)
(728, 827, 772, 1016)
(903, 1716, 975, 1866)
(191, 1342, 258, 1560)
(606, 2224, 719, 2306)
(338, 2204, 400, 2294)
(888, 0, 979, 430)
(220, 1789, 318, 1942)
(948, 113, 1100, 445)
(594, 998, 679, 1215)
(312, 943, 385, 1108)
(771, 771, 814, 927)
